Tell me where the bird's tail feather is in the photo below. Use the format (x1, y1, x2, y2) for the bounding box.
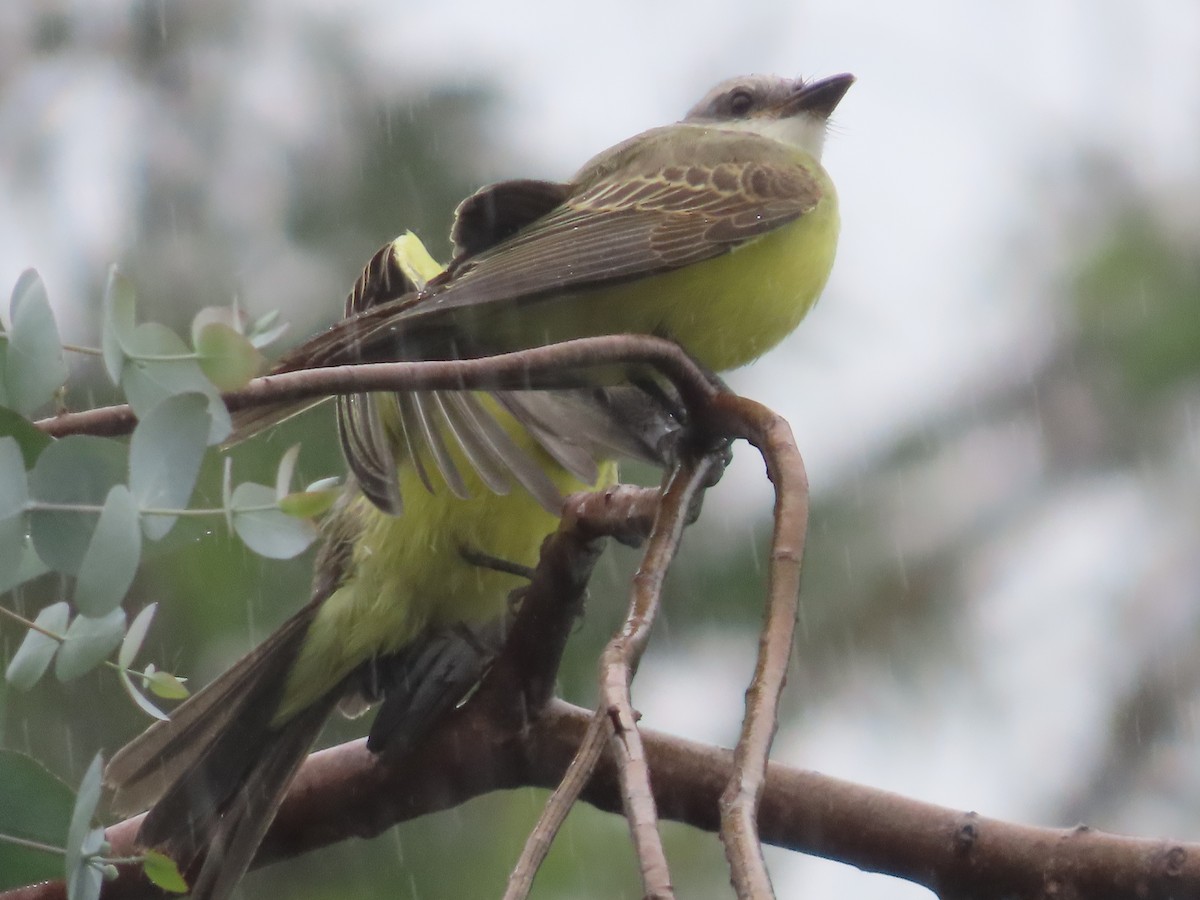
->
(104, 601, 334, 899)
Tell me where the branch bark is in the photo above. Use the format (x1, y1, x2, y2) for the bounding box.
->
(8, 699, 1196, 900)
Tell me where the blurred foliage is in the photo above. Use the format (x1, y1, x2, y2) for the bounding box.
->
(1073, 204, 1200, 400)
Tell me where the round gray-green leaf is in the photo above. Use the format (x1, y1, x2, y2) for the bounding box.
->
(129, 393, 209, 540)
(4, 601, 69, 691)
(118, 602, 157, 669)
(64, 753, 102, 879)
(55, 607, 126, 682)
(73, 485, 141, 616)
(120, 324, 230, 445)
(0, 435, 28, 519)
(4, 269, 68, 415)
(101, 266, 137, 385)
(230, 481, 317, 559)
(28, 435, 126, 576)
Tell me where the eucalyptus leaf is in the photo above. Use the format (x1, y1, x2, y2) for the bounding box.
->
(64, 753, 103, 881)
(230, 481, 317, 559)
(117, 669, 169, 721)
(73, 485, 141, 616)
(248, 313, 289, 349)
(104, 272, 230, 444)
(195, 321, 264, 391)
(0, 436, 27, 519)
(120, 323, 231, 445)
(118, 602, 157, 669)
(28, 435, 126, 576)
(5, 269, 68, 415)
(4, 601, 68, 691)
(55, 607, 126, 682)
(275, 443, 301, 500)
(100, 266, 137, 385)
(129, 393, 209, 540)
(66, 830, 104, 900)
(190, 305, 247, 340)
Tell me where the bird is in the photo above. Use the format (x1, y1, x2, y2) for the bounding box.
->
(104, 71, 852, 900)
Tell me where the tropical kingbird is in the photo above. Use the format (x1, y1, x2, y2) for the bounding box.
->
(104, 72, 852, 900)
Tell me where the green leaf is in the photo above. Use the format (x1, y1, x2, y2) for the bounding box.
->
(28, 435, 126, 576)
(190, 305, 248, 339)
(55, 608, 126, 682)
(73, 486, 141, 616)
(129, 393, 209, 540)
(0, 749, 76, 890)
(144, 667, 189, 700)
(0, 436, 27, 519)
(5, 270, 68, 415)
(195, 321, 265, 391)
(0, 405, 53, 468)
(191, 306, 266, 393)
(100, 266, 136, 385)
(64, 754, 102, 887)
(230, 481, 317, 559)
(277, 488, 340, 519)
(5, 601, 68, 691)
(143, 849, 189, 893)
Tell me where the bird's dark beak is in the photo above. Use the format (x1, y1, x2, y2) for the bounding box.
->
(782, 73, 855, 119)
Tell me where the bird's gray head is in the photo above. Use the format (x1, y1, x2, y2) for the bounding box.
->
(683, 73, 854, 159)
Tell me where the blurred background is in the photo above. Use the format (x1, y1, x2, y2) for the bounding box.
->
(2, 0, 1200, 896)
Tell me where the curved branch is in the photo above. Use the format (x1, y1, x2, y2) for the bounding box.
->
(705, 394, 810, 898)
(35, 336, 718, 439)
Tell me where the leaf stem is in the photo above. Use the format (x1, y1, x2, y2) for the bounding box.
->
(0, 831, 67, 856)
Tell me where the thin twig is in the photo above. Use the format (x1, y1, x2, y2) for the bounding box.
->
(597, 450, 724, 900)
(503, 708, 608, 900)
(705, 394, 810, 899)
(35, 335, 718, 439)
(504, 486, 663, 900)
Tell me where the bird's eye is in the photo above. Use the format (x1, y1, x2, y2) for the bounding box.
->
(728, 89, 754, 116)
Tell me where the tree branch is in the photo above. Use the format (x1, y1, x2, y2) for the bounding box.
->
(10, 697, 1195, 900)
(705, 393, 810, 898)
(36, 336, 718, 440)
